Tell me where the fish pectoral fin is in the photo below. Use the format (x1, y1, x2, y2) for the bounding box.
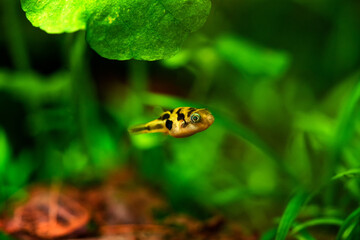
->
(180, 120, 188, 128)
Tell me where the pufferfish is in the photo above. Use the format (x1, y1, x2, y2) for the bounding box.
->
(128, 107, 214, 138)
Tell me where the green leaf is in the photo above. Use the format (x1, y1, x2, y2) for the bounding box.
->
(332, 169, 360, 181)
(291, 218, 343, 235)
(332, 74, 360, 162)
(0, 70, 71, 105)
(215, 35, 290, 79)
(0, 128, 10, 174)
(336, 207, 360, 240)
(0, 232, 15, 240)
(276, 190, 308, 240)
(21, 0, 211, 60)
(21, 0, 87, 33)
(294, 230, 316, 240)
(261, 228, 277, 240)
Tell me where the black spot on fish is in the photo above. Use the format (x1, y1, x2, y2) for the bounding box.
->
(169, 109, 174, 114)
(151, 124, 164, 130)
(176, 108, 186, 121)
(159, 113, 170, 120)
(165, 120, 173, 130)
(177, 113, 185, 121)
(187, 108, 196, 117)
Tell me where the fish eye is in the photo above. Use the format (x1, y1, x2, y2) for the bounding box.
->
(190, 113, 201, 123)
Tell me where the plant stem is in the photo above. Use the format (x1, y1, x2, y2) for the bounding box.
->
(129, 60, 148, 95)
(2, 0, 31, 71)
(69, 31, 95, 162)
(129, 60, 148, 115)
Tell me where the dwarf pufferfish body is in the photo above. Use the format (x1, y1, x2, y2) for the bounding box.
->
(128, 107, 215, 138)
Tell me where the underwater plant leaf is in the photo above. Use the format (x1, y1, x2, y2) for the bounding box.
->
(275, 190, 308, 240)
(290, 218, 342, 235)
(293, 230, 316, 240)
(336, 207, 360, 240)
(332, 169, 360, 181)
(216, 35, 290, 79)
(0, 233, 14, 240)
(332, 75, 360, 161)
(260, 228, 277, 240)
(20, 0, 211, 60)
(20, 0, 87, 33)
(0, 128, 10, 174)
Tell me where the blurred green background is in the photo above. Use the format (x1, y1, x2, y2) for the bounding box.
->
(1, 0, 360, 239)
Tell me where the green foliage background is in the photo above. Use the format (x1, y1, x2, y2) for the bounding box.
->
(1, 0, 360, 239)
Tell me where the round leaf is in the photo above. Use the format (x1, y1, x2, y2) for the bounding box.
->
(21, 0, 211, 60)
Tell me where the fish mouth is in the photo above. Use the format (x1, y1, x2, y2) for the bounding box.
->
(208, 113, 215, 125)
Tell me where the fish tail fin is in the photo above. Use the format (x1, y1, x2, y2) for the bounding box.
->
(128, 124, 150, 135)
(128, 120, 166, 135)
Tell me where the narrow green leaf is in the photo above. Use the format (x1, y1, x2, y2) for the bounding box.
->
(216, 34, 290, 79)
(336, 207, 360, 240)
(347, 223, 360, 240)
(332, 169, 360, 181)
(21, 0, 211, 61)
(294, 230, 316, 240)
(0, 128, 10, 174)
(261, 228, 277, 240)
(275, 190, 308, 240)
(291, 218, 343, 235)
(331, 74, 360, 165)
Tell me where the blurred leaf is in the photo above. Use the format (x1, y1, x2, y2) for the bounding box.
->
(294, 111, 335, 149)
(215, 34, 290, 79)
(21, 0, 211, 60)
(6, 152, 34, 187)
(261, 228, 277, 240)
(276, 190, 308, 240)
(192, 46, 220, 75)
(211, 187, 247, 206)
(327, 74, 360, 184)
(286, 132, 312, 186)
(164, 125, 225, 210)
(0, 151, 32, 208)
(336, 207, 360, 240)
(214, 111, 287, 174)
(291, 218, 342, 235)
(89, 127, 122, 169)
(162, 34, 220, 76)
(0, 128, 10, 174)
(144, 92, 201, 109)
(333, 74, 360, 154)
(0, 232, 15, 240)
(130, 132, 165, 150)
(323, 3, 360, 76)
(62, 142, 88, 176)
(344, 179, 360, 201)
(294, 230, 316, 240)
(347, 224, 360, 240)
(0, 70, 71, 106)
(332, 169, 360, 181)
(247, 163, 276, 194)
(161, 49, 191, 69)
